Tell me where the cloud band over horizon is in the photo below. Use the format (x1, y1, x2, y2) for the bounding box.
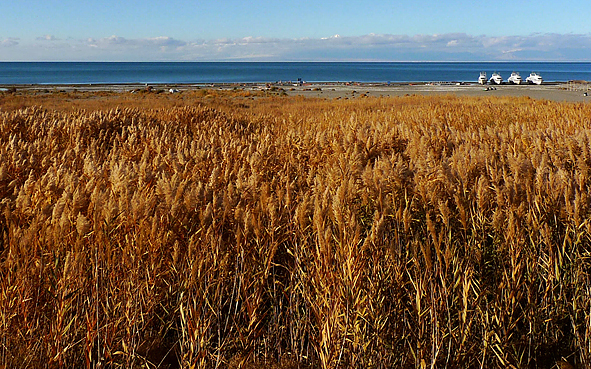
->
(1, 32, 590, 61)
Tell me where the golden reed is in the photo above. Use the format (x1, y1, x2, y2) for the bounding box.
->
(0, 90, 589, 368)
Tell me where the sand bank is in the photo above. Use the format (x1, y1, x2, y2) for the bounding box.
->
(2, 82, 590, 102)
(281, 82, 591, 102)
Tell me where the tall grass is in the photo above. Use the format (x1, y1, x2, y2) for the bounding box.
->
(1, 92, 590, 368)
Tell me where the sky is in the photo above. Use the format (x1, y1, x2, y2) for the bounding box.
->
(1, 0, 590, 61)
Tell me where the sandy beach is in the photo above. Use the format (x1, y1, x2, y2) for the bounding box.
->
(2, 81, 591, 102)
(281, 82, 591, 102)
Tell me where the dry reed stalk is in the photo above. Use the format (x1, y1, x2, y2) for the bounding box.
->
(0, 94, 590, 368)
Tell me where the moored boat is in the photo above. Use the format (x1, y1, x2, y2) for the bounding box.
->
(508, 72, 522, 84)
(478, 72, 487, 84)
(526, 72, 543, 85)
(489, 72, 503, 85)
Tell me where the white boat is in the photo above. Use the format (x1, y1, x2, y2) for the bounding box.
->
(508, 72, 522, 84)
(478, 72, 487, 84)
(526, 72, 543, 85)
(489, 72, 503, 85)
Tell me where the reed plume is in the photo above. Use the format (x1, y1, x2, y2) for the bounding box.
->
(0, 91, 590, 368)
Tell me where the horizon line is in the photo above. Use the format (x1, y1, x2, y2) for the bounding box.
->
(2, 60, 591, 63)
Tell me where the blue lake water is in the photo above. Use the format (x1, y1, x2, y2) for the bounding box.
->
(1, 62, 590, 84)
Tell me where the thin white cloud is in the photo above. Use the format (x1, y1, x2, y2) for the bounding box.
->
(82, 35, 186, 49)
(1, 37, 19, 47)
(36, 35, 59, 41)
(1, 33, 591, 61)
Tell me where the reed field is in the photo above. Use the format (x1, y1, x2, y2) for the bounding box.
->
(1, 89, 591, 368)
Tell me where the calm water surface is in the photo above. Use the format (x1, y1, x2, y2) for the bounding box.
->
(1, 62, 590, 84)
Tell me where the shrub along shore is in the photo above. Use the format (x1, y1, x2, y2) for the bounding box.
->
(1, 91, 590, 368)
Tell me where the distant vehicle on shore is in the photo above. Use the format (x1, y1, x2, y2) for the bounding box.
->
(478, 72, 487, 85)
(489, 72, 503, 85)
(508, 72, 522, 84)
(526, 72, 543, 85)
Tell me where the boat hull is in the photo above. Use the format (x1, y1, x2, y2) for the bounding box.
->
(526, 73, 543, 85)
(526, 78, 542, 85)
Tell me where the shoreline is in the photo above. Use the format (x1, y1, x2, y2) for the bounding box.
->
(2, 81, 590, 102)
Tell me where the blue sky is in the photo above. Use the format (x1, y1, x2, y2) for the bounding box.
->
(1, 0, 590, 61)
